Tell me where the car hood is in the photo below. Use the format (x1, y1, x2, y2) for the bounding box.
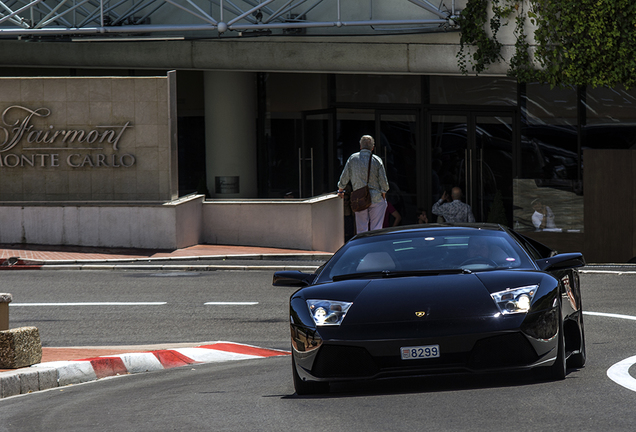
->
(342, 273, 499, 325)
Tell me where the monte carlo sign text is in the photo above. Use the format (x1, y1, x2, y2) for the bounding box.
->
(0, 105, 135, 169)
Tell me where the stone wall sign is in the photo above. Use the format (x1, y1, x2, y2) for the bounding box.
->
(0, 75, 177, 202)
(0, 105, 135, 169)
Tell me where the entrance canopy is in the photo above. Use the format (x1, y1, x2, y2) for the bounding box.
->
(0, 0, 459, 38)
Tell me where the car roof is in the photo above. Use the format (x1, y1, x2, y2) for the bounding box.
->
(350, 223, 507, 241)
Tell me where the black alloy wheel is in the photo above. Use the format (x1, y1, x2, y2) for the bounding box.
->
(567, 312, 586, 369)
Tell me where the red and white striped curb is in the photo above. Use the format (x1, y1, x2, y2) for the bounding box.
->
(30, 342, 290, 386)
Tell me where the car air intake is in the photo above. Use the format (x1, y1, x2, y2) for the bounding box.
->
(468, 333, 538, 369)
(312, 345, 379, 378)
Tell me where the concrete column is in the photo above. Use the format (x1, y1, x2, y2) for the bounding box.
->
(204, 71, 258, 198)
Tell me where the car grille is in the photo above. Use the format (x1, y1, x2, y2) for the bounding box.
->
(311, 332, 539, 379)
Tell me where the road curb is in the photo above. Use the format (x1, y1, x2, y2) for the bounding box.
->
(13, 253, 332, 265)
(0, 342, 289, 399)
(0, 253, 330, 272)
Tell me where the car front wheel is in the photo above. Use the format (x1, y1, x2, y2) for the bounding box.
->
(547, 304, 567, 380)
(568, 313, 586, 369)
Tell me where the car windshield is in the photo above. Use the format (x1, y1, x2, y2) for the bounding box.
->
(316, 228, 536, 283)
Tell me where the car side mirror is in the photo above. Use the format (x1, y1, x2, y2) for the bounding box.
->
(273, 271, 316, 287)
(536, 252, 585, 271)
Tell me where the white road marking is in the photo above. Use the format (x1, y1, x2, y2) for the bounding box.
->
(585, 311, 636, 393)
(608, 355, 636, 393)
(204, 302, 259, 305)
(580, 270, 636, 275)
(11, 301, 259, 306)
(584, 311, 636, 321)
(10, 302, 167, 306)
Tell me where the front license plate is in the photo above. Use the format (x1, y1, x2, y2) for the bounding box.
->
(400, 345, 440, 360)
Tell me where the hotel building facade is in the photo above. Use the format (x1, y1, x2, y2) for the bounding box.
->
(0, 0, 633, 262)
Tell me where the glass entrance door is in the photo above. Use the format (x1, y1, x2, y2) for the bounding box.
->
(376, 111, 419, 225)
(429, 111, 514, 225)
(301, 110, 335, 198)
(475, 114, 514, 225)
(333, 109, 420, 225)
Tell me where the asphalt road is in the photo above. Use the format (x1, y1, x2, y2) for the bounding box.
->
(1, 269, 636, 431)
(3, 269, 297, 350)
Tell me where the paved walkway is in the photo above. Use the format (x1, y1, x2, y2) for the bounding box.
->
(0, 243, 331, 263)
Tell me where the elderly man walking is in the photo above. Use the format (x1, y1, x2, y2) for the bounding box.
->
(337, 135, 389, 233)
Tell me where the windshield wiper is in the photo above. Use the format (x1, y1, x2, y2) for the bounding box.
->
(332, 268, 471, 282)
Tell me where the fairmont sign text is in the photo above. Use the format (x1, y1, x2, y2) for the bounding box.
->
(0, 105, 135, 168)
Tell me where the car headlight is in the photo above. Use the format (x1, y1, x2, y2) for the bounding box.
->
(490, 285, 538, 315)
(306, 300, 353, 326)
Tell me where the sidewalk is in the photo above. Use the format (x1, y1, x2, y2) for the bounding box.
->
(0, 242, 332, 272)
(0, 242, 332, 264)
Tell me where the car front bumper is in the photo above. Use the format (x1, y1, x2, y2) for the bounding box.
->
(291, 307, 560, 382)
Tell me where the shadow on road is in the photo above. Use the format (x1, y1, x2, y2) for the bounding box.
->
(283, 368, 583, 399)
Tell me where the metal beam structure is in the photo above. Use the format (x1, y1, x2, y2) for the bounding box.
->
(0, 0, 460, 39)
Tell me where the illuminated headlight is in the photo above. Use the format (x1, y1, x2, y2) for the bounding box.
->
(306, 300, 353, 326)
(490, 285, 538, 315)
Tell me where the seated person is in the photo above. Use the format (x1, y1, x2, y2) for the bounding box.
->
(467, 237, 490, 260)
(464, 236, 516, 268)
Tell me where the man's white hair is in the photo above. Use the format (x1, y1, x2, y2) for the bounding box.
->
(360, 135, 375, 149)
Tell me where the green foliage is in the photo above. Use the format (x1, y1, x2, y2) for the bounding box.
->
(457, 0, 504, 74)
(457, 0, 636, 88)
(508, 2, 533, 83)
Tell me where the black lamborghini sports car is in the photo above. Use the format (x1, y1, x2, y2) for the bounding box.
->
(273, 224, 586, 395)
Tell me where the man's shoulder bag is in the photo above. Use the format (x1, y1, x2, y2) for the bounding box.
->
(350, 155, 373, 213)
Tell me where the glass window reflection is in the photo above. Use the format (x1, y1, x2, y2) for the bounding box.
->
(515, 83, 582, 233)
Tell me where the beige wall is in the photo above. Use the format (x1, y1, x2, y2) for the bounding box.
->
(202, 194, 344, 252)
(0, 194, 343, 252)
(0, 195, 203, 249)
(0, 75, 177, 201)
